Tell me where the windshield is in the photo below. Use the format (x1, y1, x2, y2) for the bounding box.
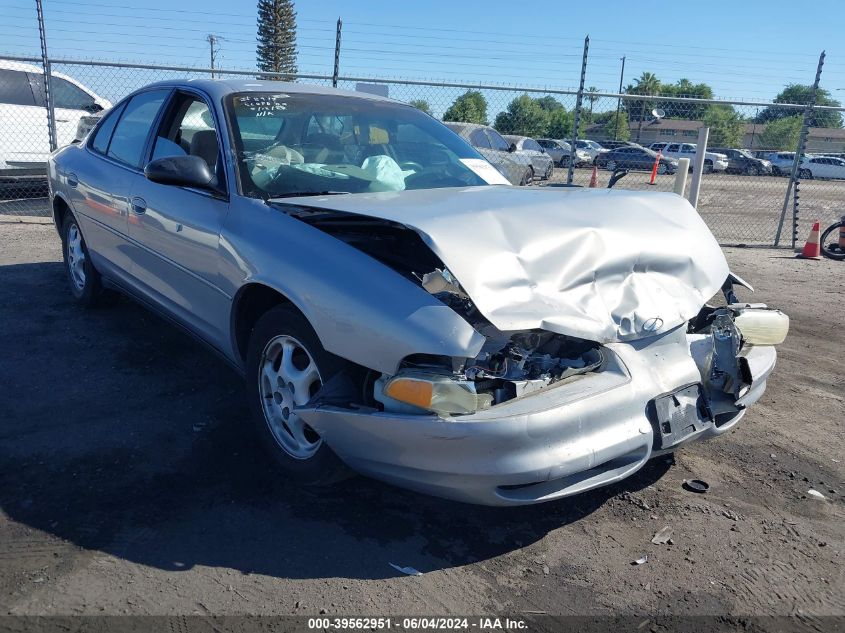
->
(225, 92, 490, 198)
(737, 149, 753, 158)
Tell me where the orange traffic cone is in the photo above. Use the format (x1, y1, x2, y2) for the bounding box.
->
(589, 166, 598, 188)
(796, 221, 822, 259)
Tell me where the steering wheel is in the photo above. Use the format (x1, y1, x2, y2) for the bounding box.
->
(399, 161, 424, 172)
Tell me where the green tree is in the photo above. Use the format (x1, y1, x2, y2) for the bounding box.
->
(494, 95, 549, 137)
(703, 105, 745, 147)
(602, 112, 630, 141)
(660, 79, 713, 119)
(757, 84, 843, 128)
(443, 90, 488, 124)
(256, 0, 298, 78)
(409, 99, 432, 115)
(759, 115, 802, 150)
(546, 107, 573, 139)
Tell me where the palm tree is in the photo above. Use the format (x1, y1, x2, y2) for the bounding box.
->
(627, 72, 660, 141)
(586, 86, 599, 120)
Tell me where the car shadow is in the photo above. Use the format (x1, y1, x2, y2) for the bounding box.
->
(0, 261, 670, 581)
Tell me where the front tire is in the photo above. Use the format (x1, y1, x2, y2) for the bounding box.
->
(799, 168, 813, 179)
(704, 160, 714, 174)
(246, 305, 352, 486)
(62, 214, 103, 307)
(606, 160, 617, 172)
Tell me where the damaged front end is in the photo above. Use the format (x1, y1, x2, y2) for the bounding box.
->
(373, 268, 607, 416)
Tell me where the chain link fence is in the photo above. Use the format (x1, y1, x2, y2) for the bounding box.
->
(2, 56, 844, 247)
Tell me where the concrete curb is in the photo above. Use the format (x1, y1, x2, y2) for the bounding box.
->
(0, 215, 53, 225)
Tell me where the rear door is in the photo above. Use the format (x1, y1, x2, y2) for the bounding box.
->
(126, 90, 231, 347)
(0, 68, 45, 167)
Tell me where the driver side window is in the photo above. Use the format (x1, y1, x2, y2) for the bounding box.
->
(151, 92, 224, 190)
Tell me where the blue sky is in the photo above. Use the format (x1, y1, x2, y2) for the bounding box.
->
(3, 0, 844, 108)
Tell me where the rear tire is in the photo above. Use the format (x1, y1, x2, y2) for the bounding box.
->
(799, 168, 813, 179)
(246, 305, 353, 486)
(61, 214, 104, 307)
(820, 221, 845, 260)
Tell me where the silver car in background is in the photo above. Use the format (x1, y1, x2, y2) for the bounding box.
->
(502, 135, 554, 180)
(443, 121, 532, 185)
(537, 138, 591, 167)
(47, 79, 788, 506)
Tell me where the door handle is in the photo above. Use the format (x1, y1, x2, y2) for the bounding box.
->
(66, 173, 78, 188)
(130, 196, 147, 214)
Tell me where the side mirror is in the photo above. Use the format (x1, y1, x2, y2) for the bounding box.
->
(83, 103, 104, 114)
(144, 155, 216, 190)
(508, 143, 517, 153)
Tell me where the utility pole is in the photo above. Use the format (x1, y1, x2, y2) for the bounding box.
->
(35, 0, 56, 151)
(614, 56, 625, 141)
(206, 34, 220, 78)
(332, 17, 342, 88)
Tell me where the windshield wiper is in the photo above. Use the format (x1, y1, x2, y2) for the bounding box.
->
(268, 191, 351, 200)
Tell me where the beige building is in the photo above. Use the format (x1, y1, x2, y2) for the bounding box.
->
(586, 118, 845, 152)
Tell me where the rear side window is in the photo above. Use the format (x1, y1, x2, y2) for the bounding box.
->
(107, 89, 169, 167)
(488, 129, 510, 152)
(90, 102, 126, 154)
(468, 128, 490, 149)
(0, 69, 35, 106)
(52, 77, 97, 110)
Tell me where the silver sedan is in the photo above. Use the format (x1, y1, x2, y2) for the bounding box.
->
(47, 79, 787, 505)
(502, 135, 554, 180)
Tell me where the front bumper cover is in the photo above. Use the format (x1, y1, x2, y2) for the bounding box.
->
(298, 326, 775, 506)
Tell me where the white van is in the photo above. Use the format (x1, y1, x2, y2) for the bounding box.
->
(0, 59, 111, 177)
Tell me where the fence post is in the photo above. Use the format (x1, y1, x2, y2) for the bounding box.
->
(567, 35, 589, 185)
(35, 0, 57, 152)
(774, 50, 825, 248)
(688, 126, 709, 209)
(332, 17, 342, 88)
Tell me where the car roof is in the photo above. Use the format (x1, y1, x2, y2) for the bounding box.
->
(0, 58, 43, 73)
(137, 78, 398, 104)
(502, 134, 529, 142)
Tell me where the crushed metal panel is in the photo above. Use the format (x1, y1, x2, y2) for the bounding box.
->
(277, 187, 730, 343)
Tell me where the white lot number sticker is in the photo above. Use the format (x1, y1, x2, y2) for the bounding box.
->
(460, 159, 511, 185)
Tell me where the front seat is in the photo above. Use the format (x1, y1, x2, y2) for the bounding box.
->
(189, 130, 219, 171)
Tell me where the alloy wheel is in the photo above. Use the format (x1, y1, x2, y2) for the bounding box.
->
(66, 223, 86, 291)
(259, 335, 324, 459)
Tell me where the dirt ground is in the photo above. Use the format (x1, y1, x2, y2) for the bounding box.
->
(0, 222, 843, 622)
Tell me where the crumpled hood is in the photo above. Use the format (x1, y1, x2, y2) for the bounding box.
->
(280, 186, 729, 343)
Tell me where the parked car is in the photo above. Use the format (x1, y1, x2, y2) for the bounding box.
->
(576, 139, 608, 163)
(596, 145, 678, 174)
(443, 121, 531, 185)
(650, 143, 728, 173)
(0, 59, 110, 177)
(763, 151, 797, 176)
(709, 148, 773, 176)
(537, 138, 591, 167)
(502, 135, 554, 179)
(799, 155, 845, 180)
(596, 140, 639, 151)
(48, 79, 787, 506)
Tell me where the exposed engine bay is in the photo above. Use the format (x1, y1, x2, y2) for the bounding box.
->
(285, 206, 605, 413)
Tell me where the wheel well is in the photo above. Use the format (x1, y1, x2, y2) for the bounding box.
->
(232, 284, 295, 363)
(52, 196, 70, 233)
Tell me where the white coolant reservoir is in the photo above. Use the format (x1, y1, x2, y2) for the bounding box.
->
(733, 308, 789, 345)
